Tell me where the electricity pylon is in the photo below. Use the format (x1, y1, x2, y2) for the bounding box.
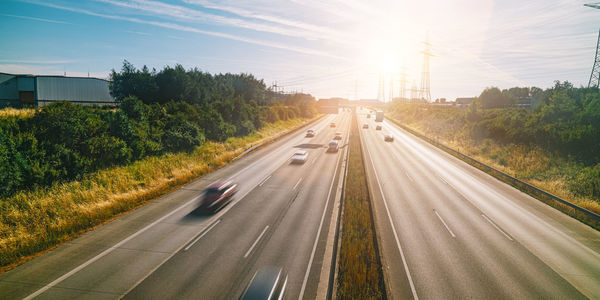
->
(377, 73, 385, 102)
(419, 34, 433, 101)
(585, 3, 600, 88)
(399, 66, 408, 101)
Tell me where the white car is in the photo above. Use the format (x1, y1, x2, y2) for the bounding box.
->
(363, 123, 369, 129)
(328, 140, 339, 152)
(291, 150, 308, 164)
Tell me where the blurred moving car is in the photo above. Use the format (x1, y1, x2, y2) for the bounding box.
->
(367, 114, 370, 118)
(363, 123, 369, 129)
(333, 132, 343, 140)
(329, 122, 336, 128)
(200, 181, 238, 212)
(384, 134, 394, 142)
(306, 129, 315, 137)
(291, 150, 308, 164)
(328, 140, 339, 152)
(376, 125, 382, 130)
(240, 267, 287, 300)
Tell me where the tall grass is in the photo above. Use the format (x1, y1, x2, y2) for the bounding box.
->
(337, 112, 385, 299)
(0, 117, 314, 271)
(0, 108, 36, 118)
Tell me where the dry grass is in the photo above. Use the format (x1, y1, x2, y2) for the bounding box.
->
(0, 117, 314, 270)
(0, 108, 36, 118)
(337, 112, 385, 299)
(387, 107, 600, 218)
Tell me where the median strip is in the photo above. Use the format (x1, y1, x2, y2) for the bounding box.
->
(336, 111, 386, 299)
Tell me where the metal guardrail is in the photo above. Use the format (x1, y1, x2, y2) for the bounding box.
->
(386, 117, 600, 222)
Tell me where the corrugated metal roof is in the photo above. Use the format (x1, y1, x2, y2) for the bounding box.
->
(36, 76, 114, 102)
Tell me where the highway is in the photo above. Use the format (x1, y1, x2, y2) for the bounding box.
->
(0, 111, 350, 299)
(357, 109, 600, 299)
(2, 108, 600, 300)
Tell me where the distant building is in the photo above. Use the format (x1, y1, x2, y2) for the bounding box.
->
(317, 98, 341, 114)
(357, 99, 382, 106)
(455, 97, 475, 108)
(0, 72, 115, 108)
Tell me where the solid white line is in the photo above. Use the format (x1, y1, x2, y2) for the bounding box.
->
(405, 171, 415, 183)
(482, 214, 513, 241)
(440, 177, 449, 186)
(183, 220, 221, 251)
(244, 225, 269, 258)
(26, 116, 337, 300)
(293, 177, 303, 190)
(434, 210, 456, 238)
(24, 194, 201, 300)
(298, 121, 347, 300)
(362, 128, 419, 300)
(259, 175, 272, 187)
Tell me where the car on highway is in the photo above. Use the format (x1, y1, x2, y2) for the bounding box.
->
(363, 123, 369, 129)
(376, 125, 382, 130)
(329, 122, 336, 128)
(200, 181, 238, 213)
(291, 150, 308, 164)
(328, 140, 339, 152)
(240, 267, 287, 300)
(306, 129, 315, 137)
(367, 114, 370, 118)
(333, 132, 343, 140)
(384, 134, 394, 142)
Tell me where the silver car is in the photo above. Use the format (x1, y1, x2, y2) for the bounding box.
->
(291, 150, 308, 164)
(328, 140, 339, 152)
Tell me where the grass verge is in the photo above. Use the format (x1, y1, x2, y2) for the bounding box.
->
(385, 115, 600, 230)
(0, 116, 319, 272)
(337, 112, 386, 299)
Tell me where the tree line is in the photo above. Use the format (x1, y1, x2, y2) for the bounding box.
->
(0, 61, 317, 197)
(388, 81, 600, 199)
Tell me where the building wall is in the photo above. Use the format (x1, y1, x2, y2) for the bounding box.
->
(36, 76, 115, 106)
(0, 73, 18, 107)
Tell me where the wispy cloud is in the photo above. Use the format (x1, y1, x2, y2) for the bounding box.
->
(0, 13, 72, 24)
(23, 0, 348, 61)
(0, 59, 75, 64)
(124, 30, 151, 36)
(183, 0, 352, 42)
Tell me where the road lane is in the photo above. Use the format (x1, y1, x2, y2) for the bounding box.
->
(358, 110, 597, 299)
(0, 113, 345, 299)
(125, 111, 350, 299)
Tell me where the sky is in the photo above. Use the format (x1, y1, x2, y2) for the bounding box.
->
(0, 0, 599, 101)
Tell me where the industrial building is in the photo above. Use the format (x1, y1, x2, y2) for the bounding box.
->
(0, 72, 115, 108)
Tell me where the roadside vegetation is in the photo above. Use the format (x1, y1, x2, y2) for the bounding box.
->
(337, 111, 385, 299)
(0, 61, 318, 269)
(386, 81, 600, 217)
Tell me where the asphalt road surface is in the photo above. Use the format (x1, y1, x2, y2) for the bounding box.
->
(0, 111, 350, 300)
(3, 108, 599, 300)
(357, 109, 600, 299)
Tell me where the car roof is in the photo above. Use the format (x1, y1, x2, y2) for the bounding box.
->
(206, 180, 232, 190)
(241, 267, 283, 300)
(329, 140, 338, 144)
(294, 150, 307, 155)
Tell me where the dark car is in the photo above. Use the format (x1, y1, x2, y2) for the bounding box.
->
(240, 267, 287, 300)
(376, 125, 382, 130)
(200, 181, 238, 213)
(329, 122, 336, 128)
(384, 134, 394, 142)
(367, 114, 371, 118)
(306, 129, 315, 137)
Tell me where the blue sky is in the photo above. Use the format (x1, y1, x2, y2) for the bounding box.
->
(1, 0, 599, 101)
